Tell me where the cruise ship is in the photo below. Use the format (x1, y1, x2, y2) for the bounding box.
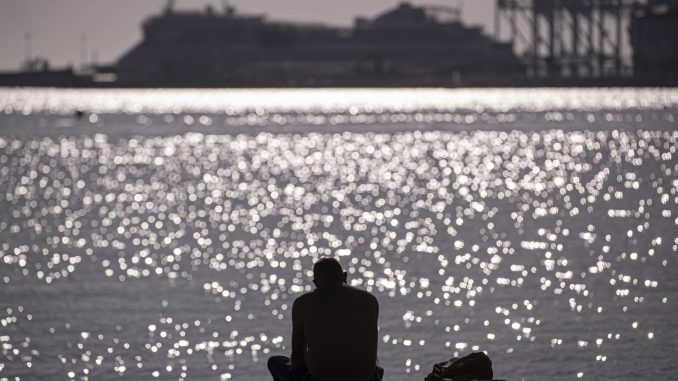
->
(115, 2, 523, 87)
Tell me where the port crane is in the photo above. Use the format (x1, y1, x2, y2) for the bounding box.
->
(495, 0, 641, 79)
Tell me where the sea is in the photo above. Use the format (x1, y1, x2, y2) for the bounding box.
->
(0, 88, 677, 381)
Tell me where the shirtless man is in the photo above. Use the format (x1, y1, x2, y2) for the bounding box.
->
(267, 257, 383, 381)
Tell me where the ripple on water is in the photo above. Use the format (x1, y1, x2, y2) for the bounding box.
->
(0, 124, 677, 380)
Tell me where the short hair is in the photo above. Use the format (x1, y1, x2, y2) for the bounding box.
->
(313, 257, 343, 283)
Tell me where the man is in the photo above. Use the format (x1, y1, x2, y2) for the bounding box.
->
(268, 257, 383, 381)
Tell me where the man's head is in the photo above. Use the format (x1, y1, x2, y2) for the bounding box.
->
(312, 256, 347, 288)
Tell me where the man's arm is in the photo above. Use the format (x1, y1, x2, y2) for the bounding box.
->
(374, 295, 379, 321)
(290, 298, 306, 369)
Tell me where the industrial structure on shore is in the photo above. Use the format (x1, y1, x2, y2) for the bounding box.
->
(630, 0, 678, 83)
(0, 1, 676, 87)
(495, 0, 678, 84)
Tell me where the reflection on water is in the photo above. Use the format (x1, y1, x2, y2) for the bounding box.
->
(3, 88, 678, 115)
(0, 89, 677, 381)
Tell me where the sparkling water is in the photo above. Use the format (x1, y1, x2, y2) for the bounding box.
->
(1, 88, 677, 381)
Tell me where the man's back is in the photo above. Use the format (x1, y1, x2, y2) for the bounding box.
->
(294, 285, 379, 381)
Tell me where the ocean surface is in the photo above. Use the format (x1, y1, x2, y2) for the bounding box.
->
(0, 88, 677, 381)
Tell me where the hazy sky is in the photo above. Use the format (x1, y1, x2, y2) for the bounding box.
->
(0, 0, 495, 71)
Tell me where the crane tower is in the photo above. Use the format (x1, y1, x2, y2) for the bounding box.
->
(495, 0, 641, 79)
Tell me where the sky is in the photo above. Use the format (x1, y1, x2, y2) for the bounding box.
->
(0, 0, 495, 71)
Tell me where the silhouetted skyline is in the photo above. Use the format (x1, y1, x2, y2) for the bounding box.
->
(0, 0, 494, 71)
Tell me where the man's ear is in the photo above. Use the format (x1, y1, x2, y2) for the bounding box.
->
(342, 271, 348, 284)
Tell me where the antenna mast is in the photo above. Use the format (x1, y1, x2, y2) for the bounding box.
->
(24, 32, 32, 64)
(165, 0, 175, 13)
(80, 33, 88, 69)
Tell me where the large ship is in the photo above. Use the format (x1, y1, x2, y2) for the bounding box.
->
(114, 2, 523, 87)
(0, 2, 523, 87)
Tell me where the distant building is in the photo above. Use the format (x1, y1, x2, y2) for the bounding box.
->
(116, 2, 524, 87)
(631, 0, 678, 84)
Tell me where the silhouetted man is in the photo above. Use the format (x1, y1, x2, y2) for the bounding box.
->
(268, 257, 383, 381)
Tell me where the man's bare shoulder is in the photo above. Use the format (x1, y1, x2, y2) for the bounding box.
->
(343, 285, 379, 305)
(293, 291, 315, 306)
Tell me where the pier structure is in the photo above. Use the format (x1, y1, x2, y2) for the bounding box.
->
(495, 0, 640, 79)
